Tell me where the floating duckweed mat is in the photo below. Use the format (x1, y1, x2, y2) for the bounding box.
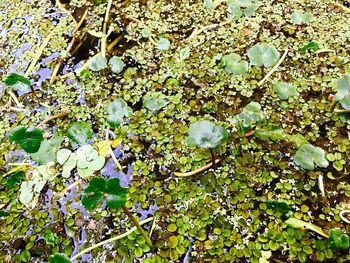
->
(1, 0, 350, 262)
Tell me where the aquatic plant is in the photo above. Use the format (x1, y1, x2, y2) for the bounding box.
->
(105, 98, 132, 128)
(8, 126, 44, 153)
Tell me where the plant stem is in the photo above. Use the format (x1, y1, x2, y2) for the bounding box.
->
(209, 148, 216, 168)
(70, 216, 153, 262)
(7, 90, 22, 108)
(122, 205, 153, 248)
(174, 158, 221, 177)
(37, 112, 68, 127)
(102, 0, 113, 58)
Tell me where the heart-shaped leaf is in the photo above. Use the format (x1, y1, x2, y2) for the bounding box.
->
(334, 74, 350, 110)
(231, 102, 265, 131)
(109, 56, 125, 74)
(88, 54, 108, 71)
(329, 228, 350, 250)
(48, 253, 71, 263)
(143, 92, 169, 112)
(220, 53, 249, 75)
(30, 134, 63, 164)
(293, 144, 329, 170)
(8, 126, 44, 153)
(274, 82, 299, 100)
(67, 122, 94, 145)
(291, 11, 313, 25)
(106, 98, 132, 128)
(247, 43, 280, 67)
(188, 121, 228, 149)
(4, 73, 31, 92)
(157, 37, 171, 51)
(82, 177, 128, 210)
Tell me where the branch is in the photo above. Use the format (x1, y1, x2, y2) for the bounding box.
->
(37, 112, 68, 127)
(173, 158, 221, 177)
(102, 0, 114, 58)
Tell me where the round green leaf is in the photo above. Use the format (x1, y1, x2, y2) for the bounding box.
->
(274, 82, 299, 100)
(67, 122, 94, 145)
(106, 98, 132, 128)
(293, 144, 329, 170)
(157, 37, 171, 51)
(220, 53, 249, 75)
(109, 56, 125, 74)
(88, 54, 107, 71)
(247, 43, 280, 67)
(334, 74, 350, 110)
(329, 228, 350, 250)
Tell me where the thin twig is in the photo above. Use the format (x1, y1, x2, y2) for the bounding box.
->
(102, 0, 114, 58)
(258, 48, 289, 86)
(173, 159, 221, 177)
(7, 90, 22, 107)
(37, 112, 68, 127)
(107, 35, 123, 53)
(70, 217, 153, 262)
(188, 20, 231, 40)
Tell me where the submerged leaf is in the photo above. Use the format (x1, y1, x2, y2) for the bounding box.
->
(8, 126, 44, 153)
(67, 122, 94, 145)
(300, 42, 319, 55)
(6, 171, 25, 188)
(293, 144, 329, 170)
(247, 43, 280, 67)
(266, 200, 292, 217)
(4, 73, 31, 92)
(82, 177, 128, 210)
(188, 121, 228, 149)
(143, 92, 169, 112)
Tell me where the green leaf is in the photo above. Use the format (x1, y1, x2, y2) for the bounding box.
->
(6, 171, 25, 188)
(231, 102, 265, 131)
(266, 200, 292, 217)
(44, 229, 57, 245)
(30, 134, 63, 164)
(293, 144, 329, 170)
(109, 56, 125, 74)
(57, 149, 77, 178)
(285, 218, 329, 238)
(247, 43, 280, 67)
(140, 28, 151, 38)
(157, 37, 171, 51)
(287, 134, 308, 148)
(0, 210, 10, 217)
(8, 126, 44, 153)
(254, 128, 285, 142)
(334, 74, 350, 110)
(179, 47, 190, 60)
(79, 69, 91, 79)
(88, 54, 108, 71)
(300, 42, 319, 55)
(4, 73, 31, 92)
(48, 253, 71, 263)
(227, 1, 243, 19)
(82, 177, 128, 210)
(291, 11, 313, 25)
(106, 98, 132, 128)
(76, 145, 105, 178)
(67, 122, 94, 145)
(188, 121, 228, 149)
(329, 228, 350, 250)
(220, 53, 249, 75)
(274, 82, 299, 100)
(143, 92, 169, 112)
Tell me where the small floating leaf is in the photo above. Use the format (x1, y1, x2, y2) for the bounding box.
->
(143, 92, 169, 112)
(140, 28, 151, 38)
(8, 126, 44, 153)
(88, 54, 108, 71)
(157, 37, 171, 51)
(0, 210, 10, 217)
(82, 177, 128, 210)
(220, 53, 249, 75)
(247, 43, 280, 67)
(334, 74, 350, 110)
(293, 144, 329, 170)
(109, 56, 125, 74)
(188, 121, 228, 149)
(76, 145, 105, 178)
(274, 82, 299, 100)
(231, 102, 265, 131)
(48, 253, 71, 263)
(179, 47, 190, 60)
(266, 200, 292, 217)
(329, 228, 350, 250)
(106, 98, 132, 128)
(67, 122, 94, 145)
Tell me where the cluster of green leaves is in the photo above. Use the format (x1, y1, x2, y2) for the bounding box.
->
(329, 228, 350, 250)
(106, 98, 133, 128)
(273, 82, 299, 100)
(188, 121, 228, 149)
(57, 145, 105, 178)
(300, 42, 319, 55)
(204, 0, 261, 18)
(220, 53, 249, 75)
(49, 253, 71, 263)
(88, 55, 125, 73)
(82, 177, 128, 210)
(230, 102, 265, 131)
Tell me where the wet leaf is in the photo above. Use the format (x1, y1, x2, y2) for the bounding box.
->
(247, 43, 280, 67)
(88, 54, 107, 71)
(6, 171, 25, 188)
(285, 218, 328, 238)
(293, 144, 329, 170)
(291, 11, 313, 25)
(0, 210, 10, 217)
(157, 37, 171, 51)
(143, 92, 169, 112)
(48, 253, 71, 263)
(8, 126, 44, 153)
(220, 53, 249, 75)
(334, 74, 350, 110)
(274, 82, 299, 100)
(67, 122, 94, 145)
(4, 73, 30, 92)
(329, 228, 350, 250)
(30, 134, 63, 164)
(109, 56, 125, 74)
(106, 98, 132, 128)
(188, 121, 228, 149)
(82, 177, 128, 210)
